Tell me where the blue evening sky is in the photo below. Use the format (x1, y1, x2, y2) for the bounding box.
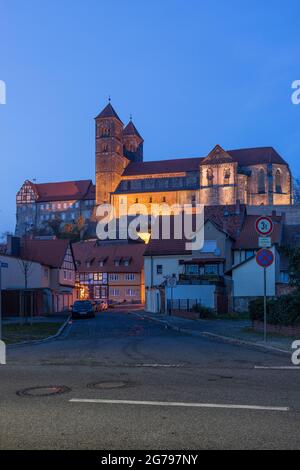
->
(0, 0, 299, 234)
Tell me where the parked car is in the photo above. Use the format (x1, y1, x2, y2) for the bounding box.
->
(72, 300, 95, 319)
(94, 300, 108, 312)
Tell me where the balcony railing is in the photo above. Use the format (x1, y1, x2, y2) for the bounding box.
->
(179, 273, 223, 285)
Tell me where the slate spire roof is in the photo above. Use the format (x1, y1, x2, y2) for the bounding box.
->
(96, 102, 123, 123)
(123, 120, 143, 141)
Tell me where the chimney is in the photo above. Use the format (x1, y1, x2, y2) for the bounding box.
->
(7, 235, 21, 257)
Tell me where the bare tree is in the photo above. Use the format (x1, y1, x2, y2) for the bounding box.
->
(18, 231, 35, 324)
(294, 178, 300, 205)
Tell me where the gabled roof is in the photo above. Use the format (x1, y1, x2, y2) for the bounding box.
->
(123, 157, 203, 177)
(227, 147, 287, 166)
(95, 103, 123, 123)
(33, 180, 94, 203)
(123, 121, 143, 141)
(233, 214, 283, 250)
(73, 241, 147, 273)
(202, 145, 234, 165)
(20, 239, 72, 268)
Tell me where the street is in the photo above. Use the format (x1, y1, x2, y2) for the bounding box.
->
(0, 310, 300, 450)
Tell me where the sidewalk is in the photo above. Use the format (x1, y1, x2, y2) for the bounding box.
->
(134, 311, 296, 354)
(3, 313, 69, 325)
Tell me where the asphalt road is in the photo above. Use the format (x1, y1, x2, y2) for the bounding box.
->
(0, 311, 300, 450)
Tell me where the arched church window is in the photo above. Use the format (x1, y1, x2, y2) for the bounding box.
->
(102, 144, 108, 153)
(258, 169, 266, 194)
(224, 169, 231, 185)
(207, 168, 214, 186)
(275, 169, 282, 193)
(101, 127, 110, 137)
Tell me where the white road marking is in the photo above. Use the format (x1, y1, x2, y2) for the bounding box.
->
(69, 399, 289, 412)
(255, 366, 300, 370)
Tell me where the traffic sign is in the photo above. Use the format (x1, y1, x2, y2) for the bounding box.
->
(255, 217, 274, 236)
(166, 276, 177, 288)
(258, 237, 272, 249)
(256, 249, 274, 268)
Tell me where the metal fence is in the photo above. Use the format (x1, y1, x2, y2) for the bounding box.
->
(167, 299, 202, 313)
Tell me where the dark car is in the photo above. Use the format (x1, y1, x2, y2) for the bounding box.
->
(72, 300, 95, 319)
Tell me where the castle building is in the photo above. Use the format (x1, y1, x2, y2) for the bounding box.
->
(16, 102, 293, 236)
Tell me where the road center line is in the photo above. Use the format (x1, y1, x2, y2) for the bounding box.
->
(255, 366, 300, 370)
(69, 399, 289, 412)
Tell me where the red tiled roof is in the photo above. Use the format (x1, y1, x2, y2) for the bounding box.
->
(34, 180, 94, 203)
(73, 241, 146, 273)
(20, 239, 71, 268)
(145, 205, 246, 256)
(123, 147, 287, 177)
(123, 158, 203, 176)
(95, 103, 123, 123)
(233, 215, 283, 249)
(227, 147, 287, 166)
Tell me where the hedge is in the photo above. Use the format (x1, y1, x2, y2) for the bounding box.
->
(249, 294, 300, 326)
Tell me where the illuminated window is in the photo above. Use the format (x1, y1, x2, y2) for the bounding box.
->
(258, 169, 266, 194)
(275, 169, 282, 193)
(224, 169, 231, 185)
(207, 168, 214, 186)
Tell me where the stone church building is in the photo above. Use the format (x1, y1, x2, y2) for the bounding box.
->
(16, 102, 293, 235)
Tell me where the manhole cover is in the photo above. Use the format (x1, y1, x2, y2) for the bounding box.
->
(17, 386, 71, 397)
(87, 381, 129, 390)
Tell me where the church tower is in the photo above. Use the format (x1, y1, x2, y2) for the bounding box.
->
(95, 102, 129, 205)
(123, 118, 144, 162)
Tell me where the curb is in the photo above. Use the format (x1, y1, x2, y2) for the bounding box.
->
(7, 315, 72, 348)
(132, 312, 290, 356)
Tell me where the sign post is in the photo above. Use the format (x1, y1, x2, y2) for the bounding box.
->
(256, 248, 274, 342)
(0, 261, 8, 365)
(255, 216, 274, 342)
(166, 275, 177, 316)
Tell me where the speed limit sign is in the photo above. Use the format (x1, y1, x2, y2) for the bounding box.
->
(255, 216, 274, 236)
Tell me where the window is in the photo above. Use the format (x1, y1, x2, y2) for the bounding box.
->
(279, 271, 289, 284)
(224, 169, 231, 185)
(205, 265, 219, 275)
(201, 241, 217, 253)
(109, 274, 119, 281)
(44, 268, 49, 279)
(126, 289, 137, 297)
(68, 271, 72, 280)
(258, 169, 266, 194)
(102, 144, 109, 153)
(275, 169, 282, 194)
(125, 274, 135, 281)
(186, 265, 199, 275)
(110, 288, 120, 297)
(157, 265, 163, 275)
(245, 250, 255, 259)
(207, 168, 214, 186)
(63, 271, 67, 280)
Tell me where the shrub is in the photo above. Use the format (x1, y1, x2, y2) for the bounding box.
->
(249, 294, 300, 326)
(192, 304, 216, 319)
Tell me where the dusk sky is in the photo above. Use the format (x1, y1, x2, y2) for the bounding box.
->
(0, 0, 299, 235)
